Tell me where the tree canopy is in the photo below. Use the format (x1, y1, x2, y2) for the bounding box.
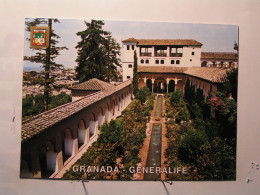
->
(75, 20, 121, 83)
(24, 18, 68, 110)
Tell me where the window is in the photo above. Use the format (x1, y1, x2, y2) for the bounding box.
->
(155, 46, 167, 56)
(171, 60, 175, 64)
(161, 60, 164, 64)
(128, 64, 132, 68)
(132, 45, 135, 50)
(170, 46, 183, 57)
(155, 60, 159, 64)
(140, 46, 152, 56)
(127, 76, 131, 79)
(145, 59, 149, 64)
(141, 59, 144, 64)
(192, 52, 195, 55)
(127, 45, 130, 50)
(176, 60, 180, 64)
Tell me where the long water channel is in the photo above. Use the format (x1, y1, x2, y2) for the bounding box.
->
(144, 95, 163, 180)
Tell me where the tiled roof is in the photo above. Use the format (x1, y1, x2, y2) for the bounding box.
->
(122, 38, 202, 46)
(201, 52, 238, 60)
(21, 79, 132, 143)
(122, 37, 138, 43)
(184, 67, 228, 83)
(138, 66, 188, 73)
(138, 66, 228, 83)
(70, 78, 115, 91)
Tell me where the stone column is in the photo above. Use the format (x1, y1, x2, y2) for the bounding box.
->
(144, 78, 147, 84)
(166, 78, 170, 93)
(72, 138, 78, 156)
(174, 78, 178, 90)
(167, 46, 170, 57)
(56, 150, 64, 172)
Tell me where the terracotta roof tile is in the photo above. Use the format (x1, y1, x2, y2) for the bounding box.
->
(138, 66, 228, 83)
(122, 37, 138, 43)
(22, 79, 132, 143)
(122, 38, 202, 46)
(70, 78, 115, 91)
(184, 67, 228, 83)
(138, 66, 188, 73)
(201, 52, 238, 60)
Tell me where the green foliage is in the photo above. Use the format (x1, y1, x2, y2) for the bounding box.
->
(133, 50, 139, 96)
(221, 68, 238, 102)
(135, 89, 147, 104)
(192, 103, 203, 119)
(194, 88, 205, 107)
(168, 90, 190, 123)
(22, 95, 34, 117)
(184, 78, 195, 104)
(175, 104, 190, 123)
(165, 85, 236, 180)
(166, 111, 174, 118)
(135, 86, 151, 104)
(75, 20, 121, 83)
(49, 92, 72, 109)
(170, 89, 183, 105)
(22, 93, 72, 120)
(178, 128, 209, 164)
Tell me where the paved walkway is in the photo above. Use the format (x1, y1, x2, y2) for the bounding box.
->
(133, 94, 168, 180)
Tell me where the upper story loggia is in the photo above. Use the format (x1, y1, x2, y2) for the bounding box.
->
(122, 38, 203, 67)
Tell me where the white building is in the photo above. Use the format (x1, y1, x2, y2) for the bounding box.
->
(122, 38, 202, 81)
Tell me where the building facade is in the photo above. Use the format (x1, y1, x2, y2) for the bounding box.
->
(138, 66, 227, 98)
(122, 38, 203, 81)
(122, 38, 237, 98)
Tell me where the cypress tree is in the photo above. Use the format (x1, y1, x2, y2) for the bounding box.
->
(133, 50, 139, 96)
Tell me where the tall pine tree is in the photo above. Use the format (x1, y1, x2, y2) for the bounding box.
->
(24, 18, 68, 111)
(75, 20, 121, 83)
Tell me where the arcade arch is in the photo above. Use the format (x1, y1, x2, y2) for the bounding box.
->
(98, 107, 104, 129)
(154, 77, 167, 93)
(39, 141, 57, 178)
(78, 120, 87, 149)
(62, 129, 74, 163)
(168, 80, 175, 93)
(89, 112, 97, 137)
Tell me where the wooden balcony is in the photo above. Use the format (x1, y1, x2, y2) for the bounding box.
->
(140, 52, 152, 57)
(155, 53, 167, 57)
(170, 53, 183, 57)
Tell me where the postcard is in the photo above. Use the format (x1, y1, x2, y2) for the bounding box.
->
(21, 18, 238, 181)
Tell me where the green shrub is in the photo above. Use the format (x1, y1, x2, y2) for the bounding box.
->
(166, 111, 174, 118)
(176, 103, 190, 123)
(170, 89, 183, 104)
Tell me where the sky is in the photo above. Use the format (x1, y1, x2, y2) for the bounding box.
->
(23, 18, 238, 70)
